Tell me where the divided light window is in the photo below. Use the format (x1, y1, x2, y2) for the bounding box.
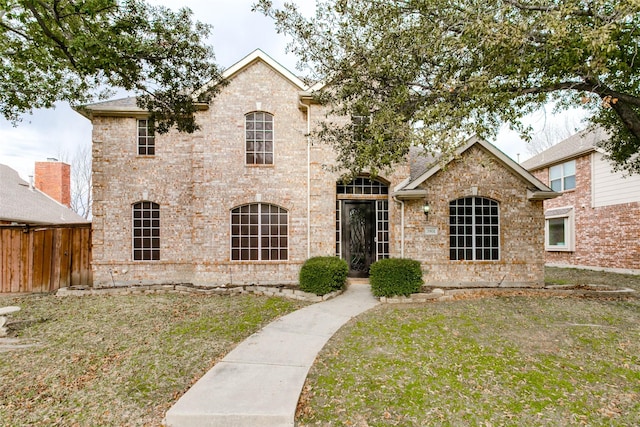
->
(231, 203, 288, 260)
(132, 201, 160, 261)
(449, 197, 500, 261)
(245, 112, 274, 165)
(138, 119, 155, 156)
(549, 160, 575, 191)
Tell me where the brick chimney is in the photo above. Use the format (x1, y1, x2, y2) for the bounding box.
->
(35, 158, 71, 208)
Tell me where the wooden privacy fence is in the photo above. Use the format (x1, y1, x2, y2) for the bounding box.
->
(1, 224, 92, 293)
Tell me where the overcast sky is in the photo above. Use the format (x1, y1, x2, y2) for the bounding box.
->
(0, 0, 584, 180)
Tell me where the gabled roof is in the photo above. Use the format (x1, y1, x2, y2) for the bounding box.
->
(521, 127, 609, 171)
(76, 50, 310, 120)
(222, 49, 308, 90)
(0, 164, 88, 225)
(394, 136, 557, 200)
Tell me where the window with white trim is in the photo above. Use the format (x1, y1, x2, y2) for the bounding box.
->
(231, 203, 288, 260)
(545, 207, 574, 251)
(449, 197, 500, 261)
(245, 112, 273, 165)
(137, 119, 155, 156)
(132, 201, 160, 260)
(549, 160, 575, 191)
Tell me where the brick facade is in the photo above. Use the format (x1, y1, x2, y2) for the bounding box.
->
(86, 52, 551, 288)
(406, 146, 545, 287)
(531, 155, 640, 272)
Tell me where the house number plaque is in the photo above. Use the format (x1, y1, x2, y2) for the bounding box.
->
(425, 226, 438, 235)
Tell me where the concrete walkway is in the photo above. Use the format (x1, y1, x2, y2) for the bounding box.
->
(164, 283, 379, 427)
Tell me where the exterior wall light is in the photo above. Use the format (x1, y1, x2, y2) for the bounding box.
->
(422, 201, 431, 218)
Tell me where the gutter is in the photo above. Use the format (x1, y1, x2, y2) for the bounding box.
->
(298, 99, 311, 259)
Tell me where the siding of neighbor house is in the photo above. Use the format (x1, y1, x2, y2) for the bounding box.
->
(592, 152, 640, 207)
(531, 153, 640, 272)
(87, 52, 550, 288)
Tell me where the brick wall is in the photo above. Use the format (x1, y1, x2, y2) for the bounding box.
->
(89, 57, 546, 287)
(406, 145, 546, 287)
(35, 160, 71, 207)
(531, 154, 640, 271)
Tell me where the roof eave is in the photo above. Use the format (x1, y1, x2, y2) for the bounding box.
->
(527, 189, 560, 200)
(391, 189, 428, 200)
(525, 147, 596, 172)
(75, 102, 209, 120)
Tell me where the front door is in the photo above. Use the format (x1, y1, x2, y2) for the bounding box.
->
(342, 201, 375, 277)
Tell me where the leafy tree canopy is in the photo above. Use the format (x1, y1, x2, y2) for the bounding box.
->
(1, 0, 224, 133)
(255, 0, 640, 175)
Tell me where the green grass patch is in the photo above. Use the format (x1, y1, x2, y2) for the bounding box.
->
(298, 296, 640, 426)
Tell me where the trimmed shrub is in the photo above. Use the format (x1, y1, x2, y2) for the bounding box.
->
(370, 258, 424, 297)
(299, 256, 349, 296)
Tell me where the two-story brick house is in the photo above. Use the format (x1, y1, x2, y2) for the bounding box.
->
(77, 50, 557, 288)
(523, 128, 640, 273)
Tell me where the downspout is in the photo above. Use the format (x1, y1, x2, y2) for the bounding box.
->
(393, 196, 405, 258)
(299, 99, 311, 259)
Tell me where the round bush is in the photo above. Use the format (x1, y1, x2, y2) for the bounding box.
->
(370, 258, 423, 297)
(299, 256, 349, 296)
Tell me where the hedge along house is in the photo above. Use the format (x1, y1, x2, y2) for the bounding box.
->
(77, 50, 557, 288)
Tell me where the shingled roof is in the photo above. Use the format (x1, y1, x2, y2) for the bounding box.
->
(0, 164, 88, 225)
(521, 127, 609, 171)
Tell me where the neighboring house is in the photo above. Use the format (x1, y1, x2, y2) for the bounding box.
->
(77, 49, 556, 288)
(0, 162, 87, 225)
(522, 128, 640, 274)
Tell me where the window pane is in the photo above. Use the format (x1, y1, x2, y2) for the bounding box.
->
(564, 160, 576, 176)
(550, 179, 561, 192)
(132, 201, 160, 261)
(548, 218, 566, 246)
(230, 203, 288, 261)
(564, 175, 576, 190)
(549, 164, 562, 180)
(449, 197, 499, 261)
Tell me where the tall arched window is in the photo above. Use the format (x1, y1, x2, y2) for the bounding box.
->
(132, 201, 160, 261)
(231, 203, 288, 260)
(449, 197, 499, 261)
(245, 112, 274, 164)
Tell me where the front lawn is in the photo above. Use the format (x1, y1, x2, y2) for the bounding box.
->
(0, 293, 308, 426)
(299, 291, 640, 425)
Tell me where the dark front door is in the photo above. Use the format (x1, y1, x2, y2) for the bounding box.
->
(342, 201, 375, 277)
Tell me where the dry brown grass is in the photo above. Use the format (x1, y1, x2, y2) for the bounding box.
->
(0, 293, 308, 426)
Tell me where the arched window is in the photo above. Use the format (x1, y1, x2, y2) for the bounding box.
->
(449, 197, 499, 261)
(132, 201, 160, 260)
(245, 112, 274, 165)
(231, 203, 288, 260)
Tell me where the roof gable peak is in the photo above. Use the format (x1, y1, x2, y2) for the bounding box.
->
(222, 49, 307, 90)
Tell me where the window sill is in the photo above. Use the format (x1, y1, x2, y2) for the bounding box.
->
(545, 247, 574, 252)
(245, 164, 275, 168)
(229, 259, 292, 264)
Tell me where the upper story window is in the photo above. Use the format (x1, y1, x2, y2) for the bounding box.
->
(132, 201, 160, 261)
(231, 203, 288, 261)
(549, 160, 575, 191)
(245, 112, 273, 165)
(449, 197, 500, 261)
(138, 119, 155, 156)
